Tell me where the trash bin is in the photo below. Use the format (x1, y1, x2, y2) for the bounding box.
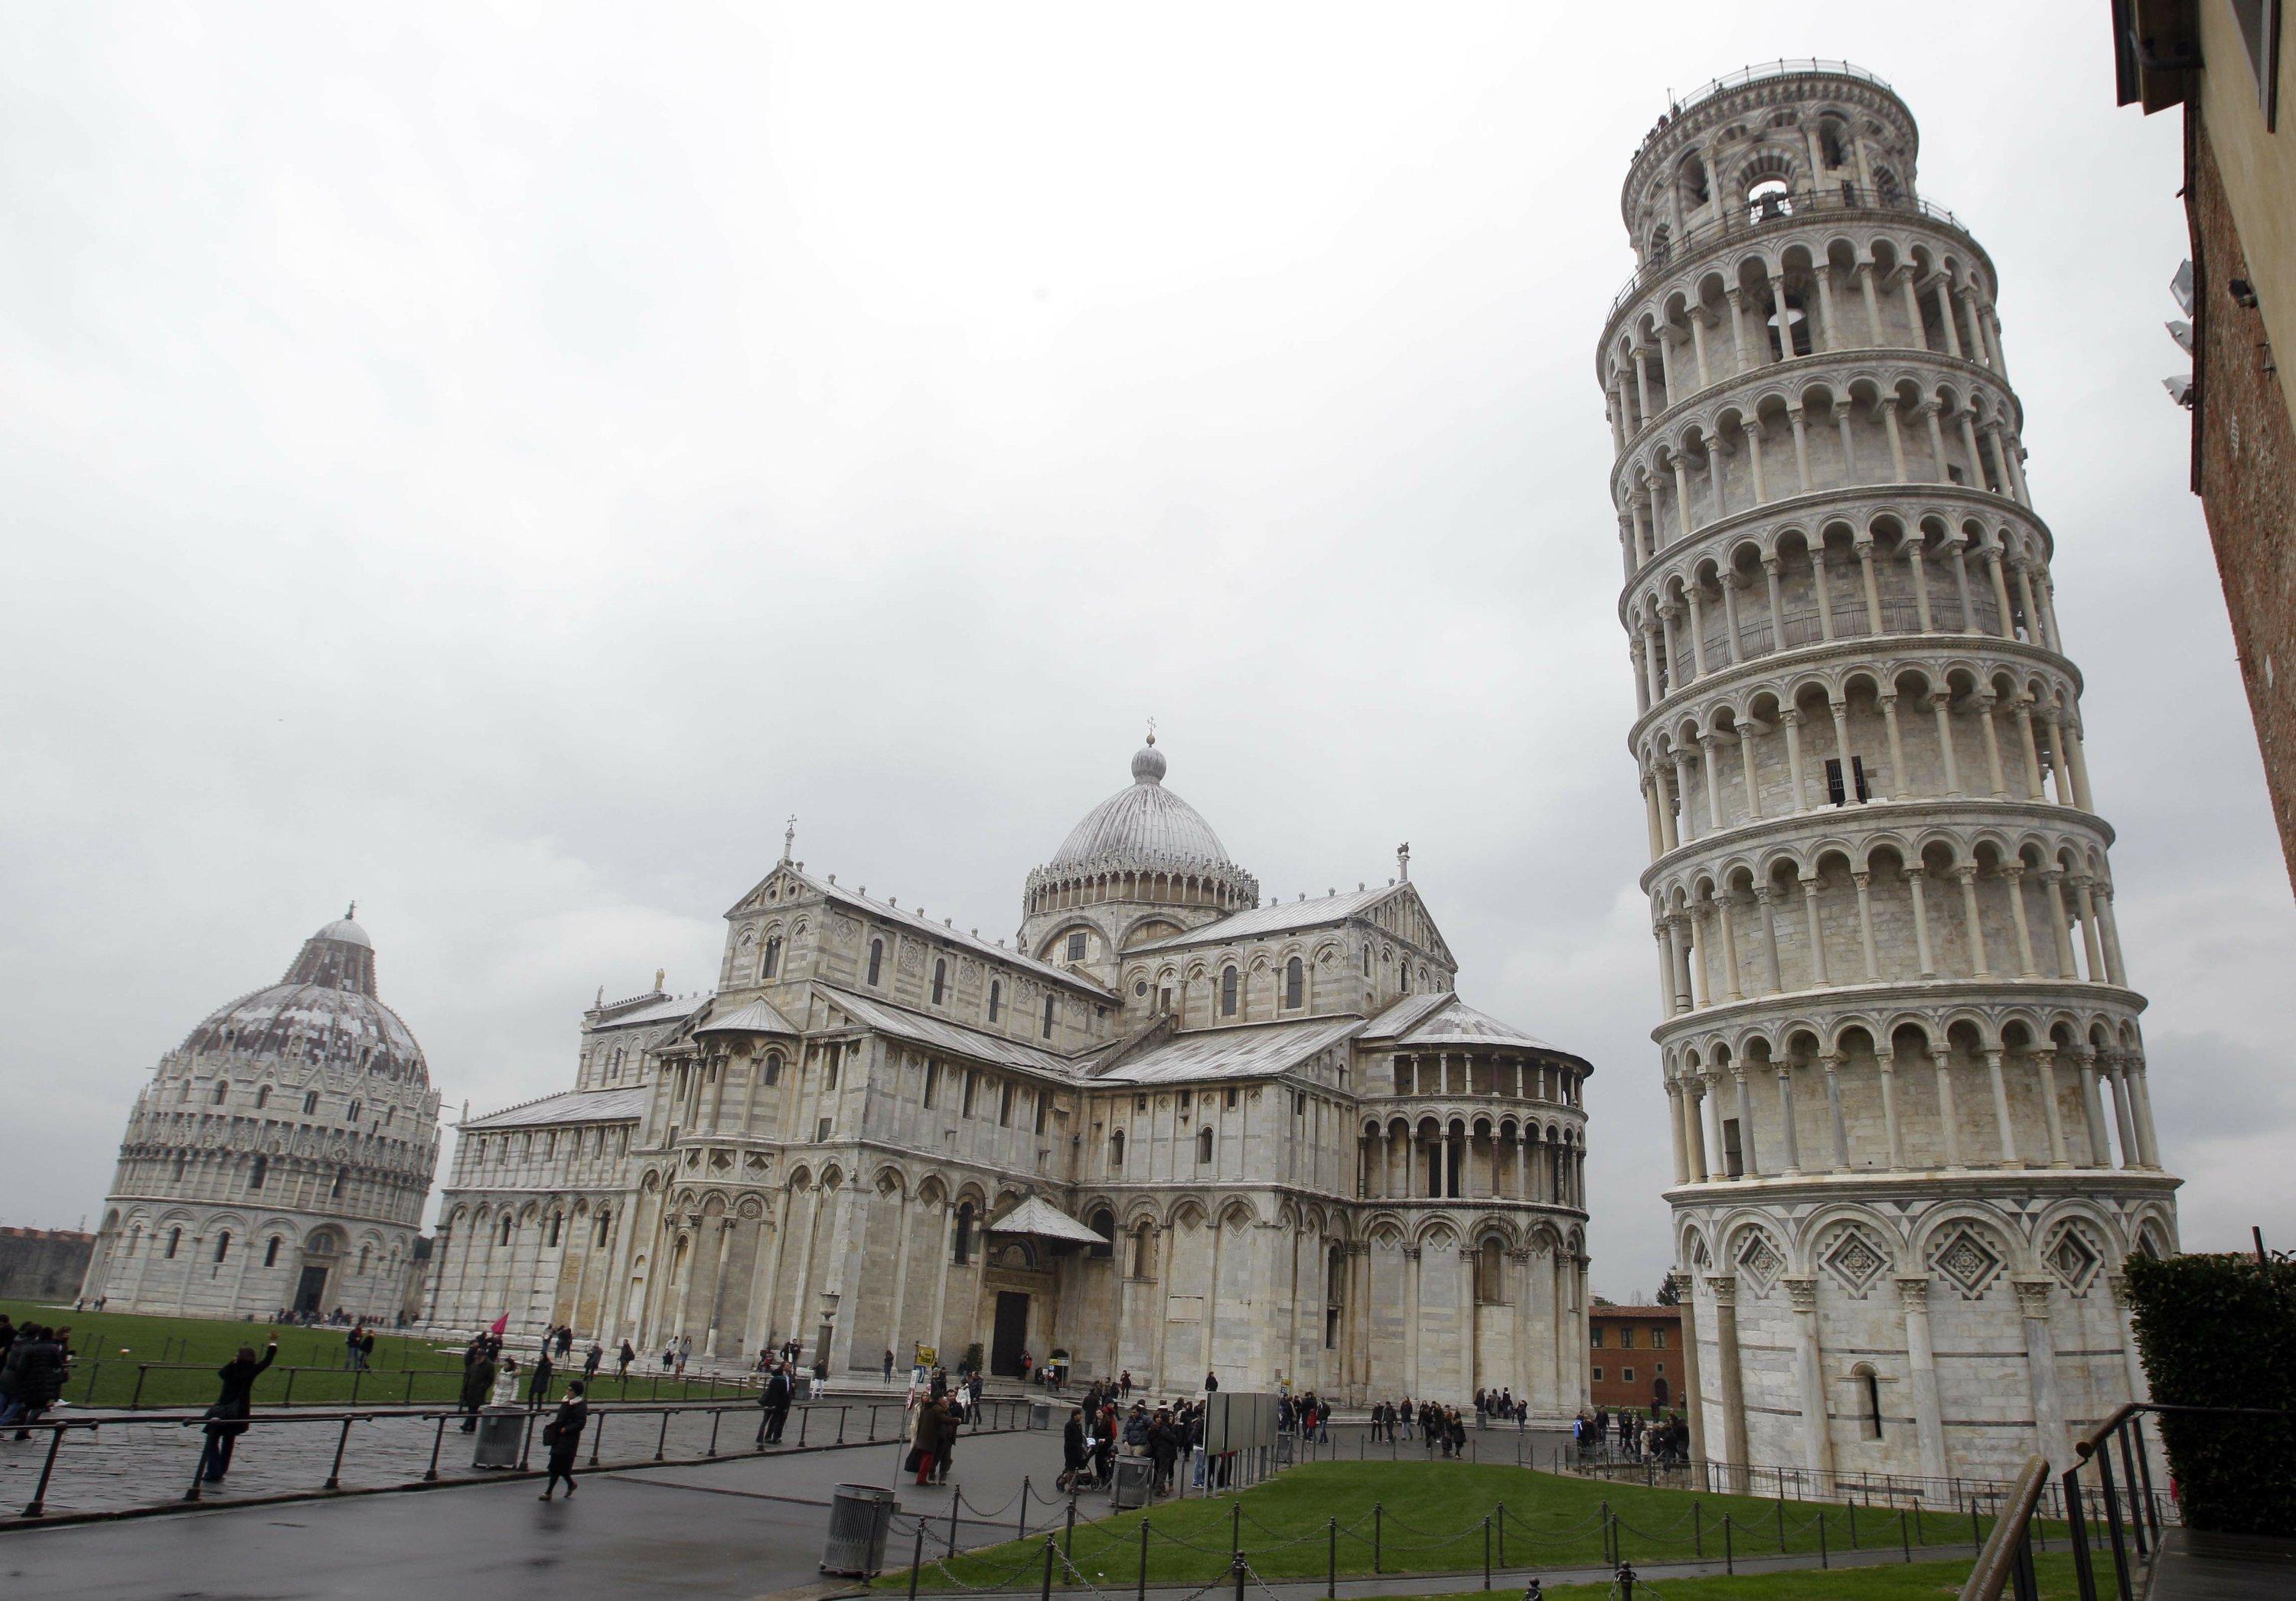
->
(1111, 1455, 1154, 1511)
(472, 1405, 527, 1469)
(1029, 1400, 1052, 1430)
(820, 1482, 897, 1577)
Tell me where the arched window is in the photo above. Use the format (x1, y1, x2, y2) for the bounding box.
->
(762, 936, 782, 980)
(331, 1167, 347, 1198)
(172, 1153, 188, 1182)
(1325, 1244, 1345, 1350)
(595, 1209, 612, 1246)
(952, 1202, 974, 1264)
(931, 960, 947, 1005)
(1854, 1362, 1883, 1440)
(1746, 176, 1793, 222)
(1042, 994, 1057, 1039)
(1477, 1239, 1505, 1303)
(998, 1082, 1015, 1127)
(357, 1245, 370, 1273)
(762, 1051, 782, 1086)
(255, 1085, 270, 1109)
(988, 980, 1002, 1022)
(867, 940, 885, 986)
(303, 1091, 320, 1114)
(1401, 962, 1411, 992)
(500, 1215, 515, 1246)
(1131, 1225, 1156, 1279)
(1196, 1127, 1214, 1164)
(347, 1100, 361, 1123)
(1284, 956, 1304, 1009)
(213, 1081, 230, 1105)
(165, 1228, 182, 1260)
(1088, 1207, 1115, 1260)
(264, 1236, 282, 1267)
(214, 1231, 232, 1264)
(1220, 967, 1239, 1016)
(249, 1154, 268, 1192)
(1362, 946, 1371, 977)
(546, 1212, 563, 1247)
(1109, 1130, 1126, 1170)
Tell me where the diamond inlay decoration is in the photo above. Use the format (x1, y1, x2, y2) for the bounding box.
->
(2045, 1223, 2104, 1295)
(1820, 1226, 1891, 1299)
(1929, 1226, 2007, 1300)
(1735, 1231, 1783, 1293)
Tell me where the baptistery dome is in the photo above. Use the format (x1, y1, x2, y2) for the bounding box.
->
(80, 908, 442, 1322)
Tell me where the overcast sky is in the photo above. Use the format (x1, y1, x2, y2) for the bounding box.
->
(5, 2, 2289, 1302)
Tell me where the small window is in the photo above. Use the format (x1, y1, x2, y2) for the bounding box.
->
(1592, 1365, 1605, 1382)
(596, 1210, 612, 1246)
(1110, 1130, 1126, 1169)
(1825, 756, 1870, 806)
(213, 1081, 230, 1105)
(172, 1154, 188, 1182)
(962, 1071, 977, 1117)
(1196, 1127, 1214, 1163)
(1294, 1091, 1306, 1116)
(1135, 1094, 1147, 1112)
(546, 1212, 562, 1247)
(1224, 1086, 1239, 1109)
(1034, 1092, 1049, 1135)
(953, 1202, 974, 1264)
(1220, 966, 1239, 1016)
(762, 936, 782, 980)
(922, 1060, 940, 1109)
(501, 1215, 515, 1245)
(1654, 1327, 1669, 1349)
(304, 1091, 319, 1115)
(1042, 993, 1057, 1039)
(1284, 956, 1304, 1009)
(762, 1051, 783, 1086)
(1131, 1227, 1154, 1278)
(2230, 0, 2283, 126)
(357, 1245, 370, 1274)
(214, 1231, 232, 1264)
(1591, 1325, 1606, 1348)
(1855, 1362, 1885, 1440)
(1621, 1327, 1636, 1351)
(988, 980, 1002, 1022)
(817, 1116, 832, 1141)
(249, 1154, 269, 1192)
(999, 1082, 1015, 1127)
(255, 1086, 270, 1110)
(1067, 931, 1088, 961)
(264, 1236, 282, 1267)
(1623, 1366, 1636, 1383)
(165, 1227, 182, 1260)
(931, 959, 947, 1004)
(1721, 1117, 1745, 1179)
(1088, 1207, 1115, 1259)
(347, 1100, 361, 1123)
(867, 939, 884, 986)
(823, 1053, 839, 1092)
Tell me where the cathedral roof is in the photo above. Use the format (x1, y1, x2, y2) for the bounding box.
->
(183, 910, 427, 1083)
(1364, 993, 1588, 1068)
(815, 984, 1078, 1076)
(1047, 739, 1238, 875)
(1126, 884, 1401, 953)
(762, 869, 1109, 996)
(1092, 1015, 1365, 1084)
(987, 1196, 1107, 1244)
(694, 996, 801, 1036)
(463, 1084, 649, 1130)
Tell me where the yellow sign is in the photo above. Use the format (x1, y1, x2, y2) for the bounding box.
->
(915, 1343, 938, 1367)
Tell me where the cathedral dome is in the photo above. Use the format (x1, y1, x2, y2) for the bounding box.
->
(1050, 739, 1232, 871)
(183, 910, 427, 1083)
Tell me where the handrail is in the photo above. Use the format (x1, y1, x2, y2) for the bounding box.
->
(1602, 187, 1980, 333)
(1958, 1456, 2050, 1601)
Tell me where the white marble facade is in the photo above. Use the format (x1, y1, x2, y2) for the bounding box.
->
(81, 912, 442, 1322)
(428, 740, 1593, 1410)
(1600, 62, 2179, 1485)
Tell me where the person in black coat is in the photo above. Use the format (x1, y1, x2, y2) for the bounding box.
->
(538, 1381, 588, 1500)
(1058, 1407, 1087, 1492)
(757, 1363, 792, 1445)
(527, 1349, 556, 1409)
(197, 1339, 278, 1481)
(458, 1345, 497, 1433)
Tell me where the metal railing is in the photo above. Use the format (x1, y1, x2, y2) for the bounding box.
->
(1960, 1402, 2295, 1601)
(1958, 1456, 2052, 1601)
(62, 1358, 765, 1411)
(1603, 186, 1978, 330)
(5, 1393, 1034, 1522)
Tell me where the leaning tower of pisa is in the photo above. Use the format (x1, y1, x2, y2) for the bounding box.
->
(1598, 63, 2179, 1488)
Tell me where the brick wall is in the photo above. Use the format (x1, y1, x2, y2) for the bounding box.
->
(1588, 1304, 1681, 1412)
(0, 1227, 95, 1303)
(2190, 120, 2296, 894)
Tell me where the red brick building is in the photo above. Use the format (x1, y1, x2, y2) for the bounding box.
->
(1587, 1303, 1682, 1414)
(2115, 1, 2296, 893)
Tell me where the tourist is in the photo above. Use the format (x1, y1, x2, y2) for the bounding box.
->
(661, 1341, 676, 1374)
(1093, 1403, 1117, 1484)
(554, 1325, 573, 1359)
(1118, 1369, 1131, 1400)
(494, 1355, 520, 1407)
(1396, 1398, 1414, 1442)
(882, 1348, 894, 1382)
(617, 1339, 635, 1381)
(1203, 1368, 1218, 1394)
(360, 1328, 376, 1371)
(907, 1395, 944, 1485)
(1058, 1406, 1087, 1492)
(1447, 1407, 1468, 1457)
(0, 1324, 69, 1438)
(537, 1380, 588, 1501)
(1147, 1407, 1180, 1495)
(758, 1361, 793, 1446)
(196, 1339, 278, 1481)
(583, 1342, 603, 1383)
(0, 1314, 15, 1361)
(459, 1342, 497, 1432)
(346, 1325, 365, 1371)
(528, 1345, 556, 1409)
(677, 1333, 693, 1375)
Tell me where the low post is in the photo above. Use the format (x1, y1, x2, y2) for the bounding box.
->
(1020, 1475, 1032, 1540)
(1482, 1515, 1492, 1589)
(1231, 1502, 1241, 1554)
(1776, 1498, 1786, 1552)
(589, 1410, 606, 1467)
(800, 1407, 810, 1446)
(949, 1486, 961, 1559)
(1692, 1500, 1701, 1557)
(325, 1416, 355, 1489)
(1848, 1498, 1857, 1549)
(1374, 1502, 1382, 1574)
(1723, 1515, 1733, 1575)
(1041, 1536, 1056, 1601)
(839, 1405, 849, 1446)
(1230, 1550, 1244, 1601)
(1970, 1497, 1981, 1557)
(1065, 1498, 1077, 1557)
(1497, 1502, 1506, 1566)
(1900, 1506, 1910, 1563)
(282, 1369, 297, 1407)
(1138, 1518, 1150, 1601)
(519, 1409, 539, 1472)
(1817, 1508, 1828, 1569)
(23, 1427, 67, 1518)
(1327, 1518, 1337, 1599)
(130, 1366, 148, 1411)
(182, 1428, 207, 1504)
(707, 1408, 723, 1458)
(908, 1524, 925, 1601)
(424, 1413, 448, 1481)
(654, 1410, 670, 1462)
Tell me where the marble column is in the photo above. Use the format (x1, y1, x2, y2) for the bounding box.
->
(2014, 1277, 2071, 1467)
(1786, 1277, 1835, 1477)
(1709, 1274, 1750, 1489)
(1896, 1276, 1949, 1479)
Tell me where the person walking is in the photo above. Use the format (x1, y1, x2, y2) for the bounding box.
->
(555, 1325, 573, 1359)
(528, 1347, 556, 1409)
(676, 1334, 693, 1375)
(583, 1342, 603, 1383)
(882, 1348, 894, 1382)
(1058, 1406, 1087, 1492)
(346, 1325, 364, 1371)
(537, 1381, 588, 1500)
(1147, 1407, 1180, 1497)
(1, 1325, 70, 1439)
(907, 1394, 944, 1485)
(197, 1339, 279, 1481)
(617, 1339, 635, 1381)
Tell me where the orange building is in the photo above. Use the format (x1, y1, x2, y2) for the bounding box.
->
(1587, 1303, 1682, 1414)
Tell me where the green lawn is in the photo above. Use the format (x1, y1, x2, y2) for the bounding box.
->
(0, 1299, 754, 1410)
(886, 1461, 2069, 1590)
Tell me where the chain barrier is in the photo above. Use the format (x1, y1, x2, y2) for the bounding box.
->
(925, 1550, 1052, 1593)
(1050, 1542, 1114, 1600)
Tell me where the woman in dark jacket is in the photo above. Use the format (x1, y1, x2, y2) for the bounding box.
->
(1058, 1407, 1087, 1491)
(458, 1345, 497, 1433)
(198, 1339, 278, 1481)
(538, 1381, 588, 1500)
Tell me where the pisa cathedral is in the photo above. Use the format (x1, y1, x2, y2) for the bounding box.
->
(1601, 63, 2177, 1482)
(427, 739, 1595, 1410)
(80, 911, 442, 1321)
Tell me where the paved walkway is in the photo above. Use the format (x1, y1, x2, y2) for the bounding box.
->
(2147, 1526, 2296, 1599)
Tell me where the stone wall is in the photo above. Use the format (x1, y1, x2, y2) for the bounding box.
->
(0, 1228, 95, 1303)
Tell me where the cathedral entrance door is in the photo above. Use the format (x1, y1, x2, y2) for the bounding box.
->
(294, 1265, 329, 1315)
(990, 1292, 1030, 1376)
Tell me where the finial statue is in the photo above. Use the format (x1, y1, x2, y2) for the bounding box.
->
(1145, 716, 1156, 746)
(346, 900, 357, 920)
(782, 814, 797, 865)
(654, 967, 666, 993)
(1397, 842, 1411, 882)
